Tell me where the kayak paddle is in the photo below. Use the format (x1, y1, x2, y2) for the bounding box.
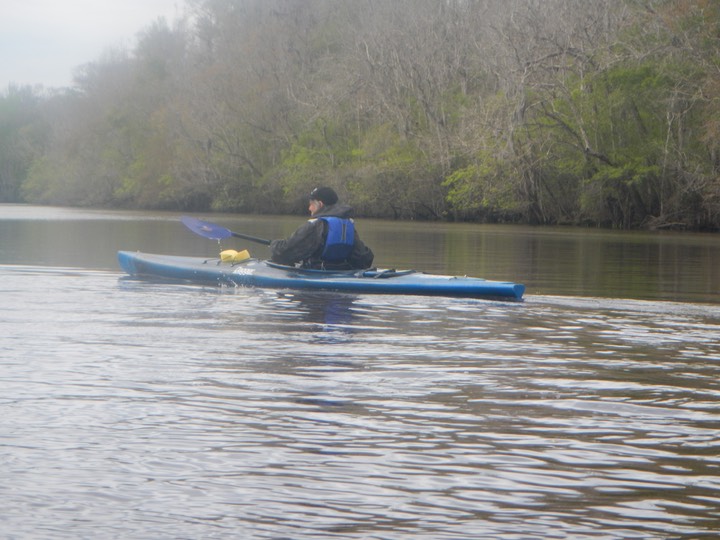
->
(181, 216, 272, 246)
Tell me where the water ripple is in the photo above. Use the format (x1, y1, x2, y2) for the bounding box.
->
(2, 267, 720, 538)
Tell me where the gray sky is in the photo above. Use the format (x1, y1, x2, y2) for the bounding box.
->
(1, 0, 182, 89)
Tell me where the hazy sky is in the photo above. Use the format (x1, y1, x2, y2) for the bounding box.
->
(1, 0, 183, 88)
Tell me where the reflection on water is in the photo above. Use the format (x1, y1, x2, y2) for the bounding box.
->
(2, 206, 720, 539)
(271, 291, 361, 330)
(2, 265, 720, 539)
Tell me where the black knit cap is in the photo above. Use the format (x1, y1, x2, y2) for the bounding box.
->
(309, 187, 338, 206)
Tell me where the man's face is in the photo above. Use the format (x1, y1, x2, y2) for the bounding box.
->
(309, 199, 323, 215)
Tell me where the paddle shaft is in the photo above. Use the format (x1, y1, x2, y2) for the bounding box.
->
(230, 230, 271, 246)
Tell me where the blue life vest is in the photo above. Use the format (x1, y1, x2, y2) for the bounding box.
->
(318, 217, 355, 262)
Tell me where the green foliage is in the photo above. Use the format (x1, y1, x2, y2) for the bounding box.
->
(0, 86, 45, 202)
(444, 151, 517, 220)
(271, 118, 359, 208)
(4, 0, 720, 228)
(350, 123, 440, 218)
(580, 160, 663, 227)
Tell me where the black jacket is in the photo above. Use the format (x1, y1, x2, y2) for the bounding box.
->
(269, 204, 374, 269)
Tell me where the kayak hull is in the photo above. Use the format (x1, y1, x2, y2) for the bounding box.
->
(117, 251, 525, 301)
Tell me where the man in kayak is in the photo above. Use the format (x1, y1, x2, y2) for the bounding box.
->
(269, 187, 374, 269)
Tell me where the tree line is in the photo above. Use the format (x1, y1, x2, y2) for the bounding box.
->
(1, 0, 719, 229)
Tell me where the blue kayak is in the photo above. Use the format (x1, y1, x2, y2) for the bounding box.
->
(117, 251, 525, 301)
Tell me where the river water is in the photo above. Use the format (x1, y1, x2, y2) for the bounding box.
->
(2, 205, 719, 539)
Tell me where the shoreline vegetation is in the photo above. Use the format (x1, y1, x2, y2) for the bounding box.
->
(2, 0, 719, 230)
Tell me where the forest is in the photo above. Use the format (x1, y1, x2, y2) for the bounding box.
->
(1, 0, 719, 229)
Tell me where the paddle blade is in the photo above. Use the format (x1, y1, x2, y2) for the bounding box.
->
(181, 216, 232, 240)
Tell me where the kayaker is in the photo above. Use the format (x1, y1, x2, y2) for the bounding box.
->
(269, 187, 374, 269)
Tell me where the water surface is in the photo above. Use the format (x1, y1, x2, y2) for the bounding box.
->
(2, 206, 719, 539)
